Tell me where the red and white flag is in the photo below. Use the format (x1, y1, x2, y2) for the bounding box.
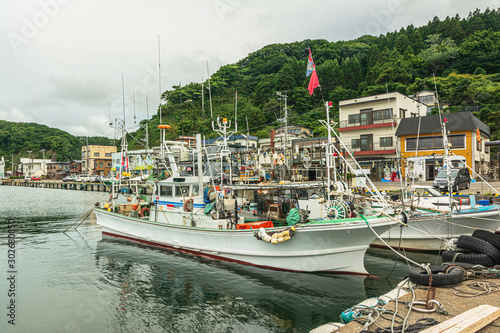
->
(306, 48, 320, 95)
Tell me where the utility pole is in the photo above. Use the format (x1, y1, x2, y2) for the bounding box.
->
(27, 150, 32, 176)
(11, 154, 14, 176)
(277, 91, 288, 167)
(39, 149, 46, 177)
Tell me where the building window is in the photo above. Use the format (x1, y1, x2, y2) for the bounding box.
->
(380, 137, 393, 147)
(360, 134, 373, 151)
(352, 139, 360, 149)
(105, 153, 111, 157)
(373, 109, 392, 121)
(82, 161, 85, 167)
(449, 135, 465, 148)
(94, 152, 100, 157)
(107, 162, 112, 167)
(348, 114, 360, 125)
(99, 162, 104, 167)
(82, 152, 85, 158)
(406, 135, 464, 151)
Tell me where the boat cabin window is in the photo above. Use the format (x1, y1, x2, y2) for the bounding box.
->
(160, 185, 173, 197)
(192, 185, 199, 196)
(175, 185, 190, 197)
(297, 189, 308, 200)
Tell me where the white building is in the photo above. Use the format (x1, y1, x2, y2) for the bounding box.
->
(338, 91, 427, 180)
(19, 158, 52, 177)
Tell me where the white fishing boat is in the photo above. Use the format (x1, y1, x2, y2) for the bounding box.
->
(94, 102, 399, 275)
(371, 185, 500, 251)
(371, 112, 500, 251)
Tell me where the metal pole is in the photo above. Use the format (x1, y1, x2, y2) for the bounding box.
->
(284, 93, 288, 168)
(158, 35, 162, 125)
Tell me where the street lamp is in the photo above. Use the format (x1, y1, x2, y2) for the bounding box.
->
(27, 150, 32, 176)
(10, 154, 15, 177)
(39, 149, 46, 177)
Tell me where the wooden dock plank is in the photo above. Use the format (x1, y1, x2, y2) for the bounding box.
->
(420, 304, 500, 333)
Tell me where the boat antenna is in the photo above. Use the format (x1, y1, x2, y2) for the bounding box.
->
(235, 90, 238, 133)
(246, 115, 249, 150)
(108, 101, 112, 127)
(385, 83, 405, 198)
(122, 74, 126, 128)
(202, 77, 205, 140)
(179, 82, 183, 138)
(133, 89, 136, 128)
(207, 61, 215, 131)
(433, 73, 453, 212)
(158, 35, 162, 125)
(145, 95, 150, 150)
(413, 91, 423, 188)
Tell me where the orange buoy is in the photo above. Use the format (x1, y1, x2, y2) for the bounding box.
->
(158, 124, 171, 129)
(127, 196, 132, 202)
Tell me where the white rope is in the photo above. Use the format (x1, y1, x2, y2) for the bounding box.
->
(361, 215, 425, 268)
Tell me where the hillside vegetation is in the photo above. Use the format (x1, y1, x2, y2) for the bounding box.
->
(130, 8, 499, 148)
(0, 120, 116, 164)
(1, 8, 499, 163)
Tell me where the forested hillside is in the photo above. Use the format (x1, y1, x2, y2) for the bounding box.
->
(0, 120, 116, 163)
(129, 8, 500, 150)
(2, 9, 499, 162)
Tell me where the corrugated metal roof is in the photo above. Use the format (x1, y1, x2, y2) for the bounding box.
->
(395, 112, 490, 137)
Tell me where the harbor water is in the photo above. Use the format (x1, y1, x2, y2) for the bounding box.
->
(0, 186, 441, 333)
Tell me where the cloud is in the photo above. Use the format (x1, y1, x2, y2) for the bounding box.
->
(0, 0, 497, 140)
(0, 108, 36, 123)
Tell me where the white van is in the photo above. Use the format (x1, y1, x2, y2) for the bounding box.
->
(76, 174, 96, 182)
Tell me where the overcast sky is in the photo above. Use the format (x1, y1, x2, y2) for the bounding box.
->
(0, 0, 496, 138)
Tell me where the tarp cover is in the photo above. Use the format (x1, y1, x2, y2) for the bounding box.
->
(236, 221, 274, 229)
(286, 208, 300, 225)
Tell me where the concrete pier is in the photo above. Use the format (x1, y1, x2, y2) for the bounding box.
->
(1, 179, 152, 194)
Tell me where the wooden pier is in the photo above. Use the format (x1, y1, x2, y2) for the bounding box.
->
(1, 179, 152, 194)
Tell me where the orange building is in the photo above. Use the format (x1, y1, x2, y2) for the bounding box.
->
(396, 112, 490, 181)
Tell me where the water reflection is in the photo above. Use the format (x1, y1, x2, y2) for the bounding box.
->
(96, 238, 371, 332)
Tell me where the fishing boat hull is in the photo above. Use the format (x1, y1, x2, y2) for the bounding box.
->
(94, 208, 396, 275)
(371, 207, 500, 251)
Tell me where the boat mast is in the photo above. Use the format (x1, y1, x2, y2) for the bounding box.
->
(325, 101, 332, 207)
(196, 133, 203, 193)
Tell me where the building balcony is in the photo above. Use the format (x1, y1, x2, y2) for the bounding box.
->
(345, 142, 397, 156)
(339, 116, 397, 132)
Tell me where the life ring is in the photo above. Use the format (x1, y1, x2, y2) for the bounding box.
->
(183, 198, 194, 212)
(139, 207, 150, 217)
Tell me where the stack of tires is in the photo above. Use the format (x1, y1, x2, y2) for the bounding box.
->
(442, 230, 500, 267)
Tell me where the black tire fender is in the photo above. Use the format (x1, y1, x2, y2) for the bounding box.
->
(442, 250, 495, 267)
(457, 235, 500, 264)
(472, 229, 500, 250)
(409, 265, 464, 286)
